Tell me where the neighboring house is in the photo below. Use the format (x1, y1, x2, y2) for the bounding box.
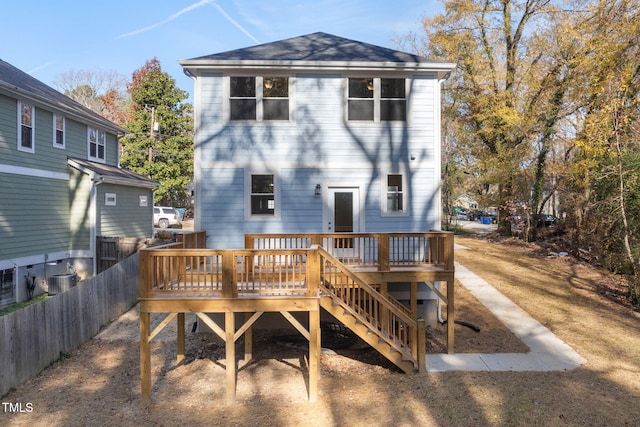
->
(454, 194, 479, 211)
(180, 32, 455, 248)
(0, 59, 157, 309)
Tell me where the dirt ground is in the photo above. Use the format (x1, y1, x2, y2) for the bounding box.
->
(2, 234, 639, 426)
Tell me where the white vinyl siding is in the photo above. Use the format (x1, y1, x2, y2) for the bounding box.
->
(195, 72, 442, 247)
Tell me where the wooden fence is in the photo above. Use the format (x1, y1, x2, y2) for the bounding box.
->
(96, 236, 148, 274)
(0, 253, 140, 397)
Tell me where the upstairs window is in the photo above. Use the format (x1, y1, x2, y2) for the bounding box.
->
(230, 76, 289, 121)
(250, 174, 275, 215)
(348, 78, 374, 121)
(54, 114, 65, 148)
(263, 77, 289, 120)
(88, 127, 106, 162)
(18, 102, 34, 152)
(380, 79, 406, 121)
(230, 77, 256, 120)
(347, 78, 406, 122)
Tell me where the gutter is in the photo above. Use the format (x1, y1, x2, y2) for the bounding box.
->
(92, 175, 159, 189)
(179, 59, 457, 80)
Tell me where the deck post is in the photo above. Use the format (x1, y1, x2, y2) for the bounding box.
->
(410, 282, 418, 321)
(244, 312, 253, 363)
(225, 311, 236, 403)
(447, 279, 455, 353)
(139, 249, 151, 403)
(309, 304, 320, 402)
(222, 251, 235, 298)
(140, 311, 151, 403)
(378, 234, 389, 271)
(244, 234, 254, 249)
(177, 313, 185, 365)
(417, 319, 426, 372)
(307, 246, 320, 296)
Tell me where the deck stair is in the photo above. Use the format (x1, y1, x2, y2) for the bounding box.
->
(316, 246, 425, 373)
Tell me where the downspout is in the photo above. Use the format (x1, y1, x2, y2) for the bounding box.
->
(89, 179, 98, 276)
(434, 77, 446, 231)
(184, 68, 201, 233)
(436, 78, 447, 323)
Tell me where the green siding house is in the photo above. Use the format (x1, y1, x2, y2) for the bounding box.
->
(0, 59, 157, 309)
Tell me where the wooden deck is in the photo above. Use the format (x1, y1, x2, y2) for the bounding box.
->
(139, 231, 455, 403)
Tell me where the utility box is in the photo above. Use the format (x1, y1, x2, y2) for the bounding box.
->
(48, 273, 77, 295)
(388, 282, 439, 328)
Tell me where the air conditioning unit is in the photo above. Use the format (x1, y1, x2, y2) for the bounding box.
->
(48, 273, 77, 295)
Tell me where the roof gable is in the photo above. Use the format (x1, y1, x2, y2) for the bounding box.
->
(0, 59, 124, 134)
(180, 32, 455, 77)
(189, 32, 430, 63)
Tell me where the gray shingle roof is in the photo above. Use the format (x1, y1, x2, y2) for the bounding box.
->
(0, 59, 124, 134)
(68, 157, 158, 189)
(189, 32, 433, 63)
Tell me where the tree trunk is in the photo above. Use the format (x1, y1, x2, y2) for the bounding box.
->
(497, 180, 513, 236)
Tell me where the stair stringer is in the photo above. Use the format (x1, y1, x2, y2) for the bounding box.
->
(319, 295, 416, 373)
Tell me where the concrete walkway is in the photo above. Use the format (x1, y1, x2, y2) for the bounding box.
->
(426, 247, 587, 372)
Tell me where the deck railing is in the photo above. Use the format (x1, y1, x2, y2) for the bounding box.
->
(245, 232, 454, 271)
(140, 247, 320, 299)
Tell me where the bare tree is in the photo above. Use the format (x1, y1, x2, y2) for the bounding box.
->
(52, 68, 128, 116)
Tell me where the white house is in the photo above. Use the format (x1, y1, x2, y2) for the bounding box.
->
(180, 32, 455, 248)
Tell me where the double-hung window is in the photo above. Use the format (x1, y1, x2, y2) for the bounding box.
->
(380, 79, 406, 121)
(18, 102, 34, 152)
(88, 127, 106, 162)
(262, 77, 289, 120)
(230, 77, 256, 120)
(382, 173, 407, 215)
(250, 174, 275, 215)
(230, 76, 289, 121)
(386, 174, 404, 212)
(347, 78, 374, 120)
(347, 78, 406, 122)
(53, 114, 65, 148)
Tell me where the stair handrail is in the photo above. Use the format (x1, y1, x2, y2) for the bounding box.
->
(316, 246, 418, 360)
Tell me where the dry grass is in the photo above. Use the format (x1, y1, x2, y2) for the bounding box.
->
(2, 234, 640, 426)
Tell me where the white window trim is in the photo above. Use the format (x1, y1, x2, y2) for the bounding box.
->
(244, 169, 281, 221)
(17, 101, 35, 153)
(53, 114, 65, 149)
(226, 75, 294, 124)
(105, 192, 116, 206)
(381, 170, 409, 217)
(345, 77, 409, 124)
(88, 127, 106, 163)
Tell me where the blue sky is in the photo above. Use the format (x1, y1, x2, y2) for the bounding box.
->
(1, 0, 442, 101)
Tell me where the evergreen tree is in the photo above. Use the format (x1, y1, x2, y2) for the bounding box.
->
(120, 58, 193, 206)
